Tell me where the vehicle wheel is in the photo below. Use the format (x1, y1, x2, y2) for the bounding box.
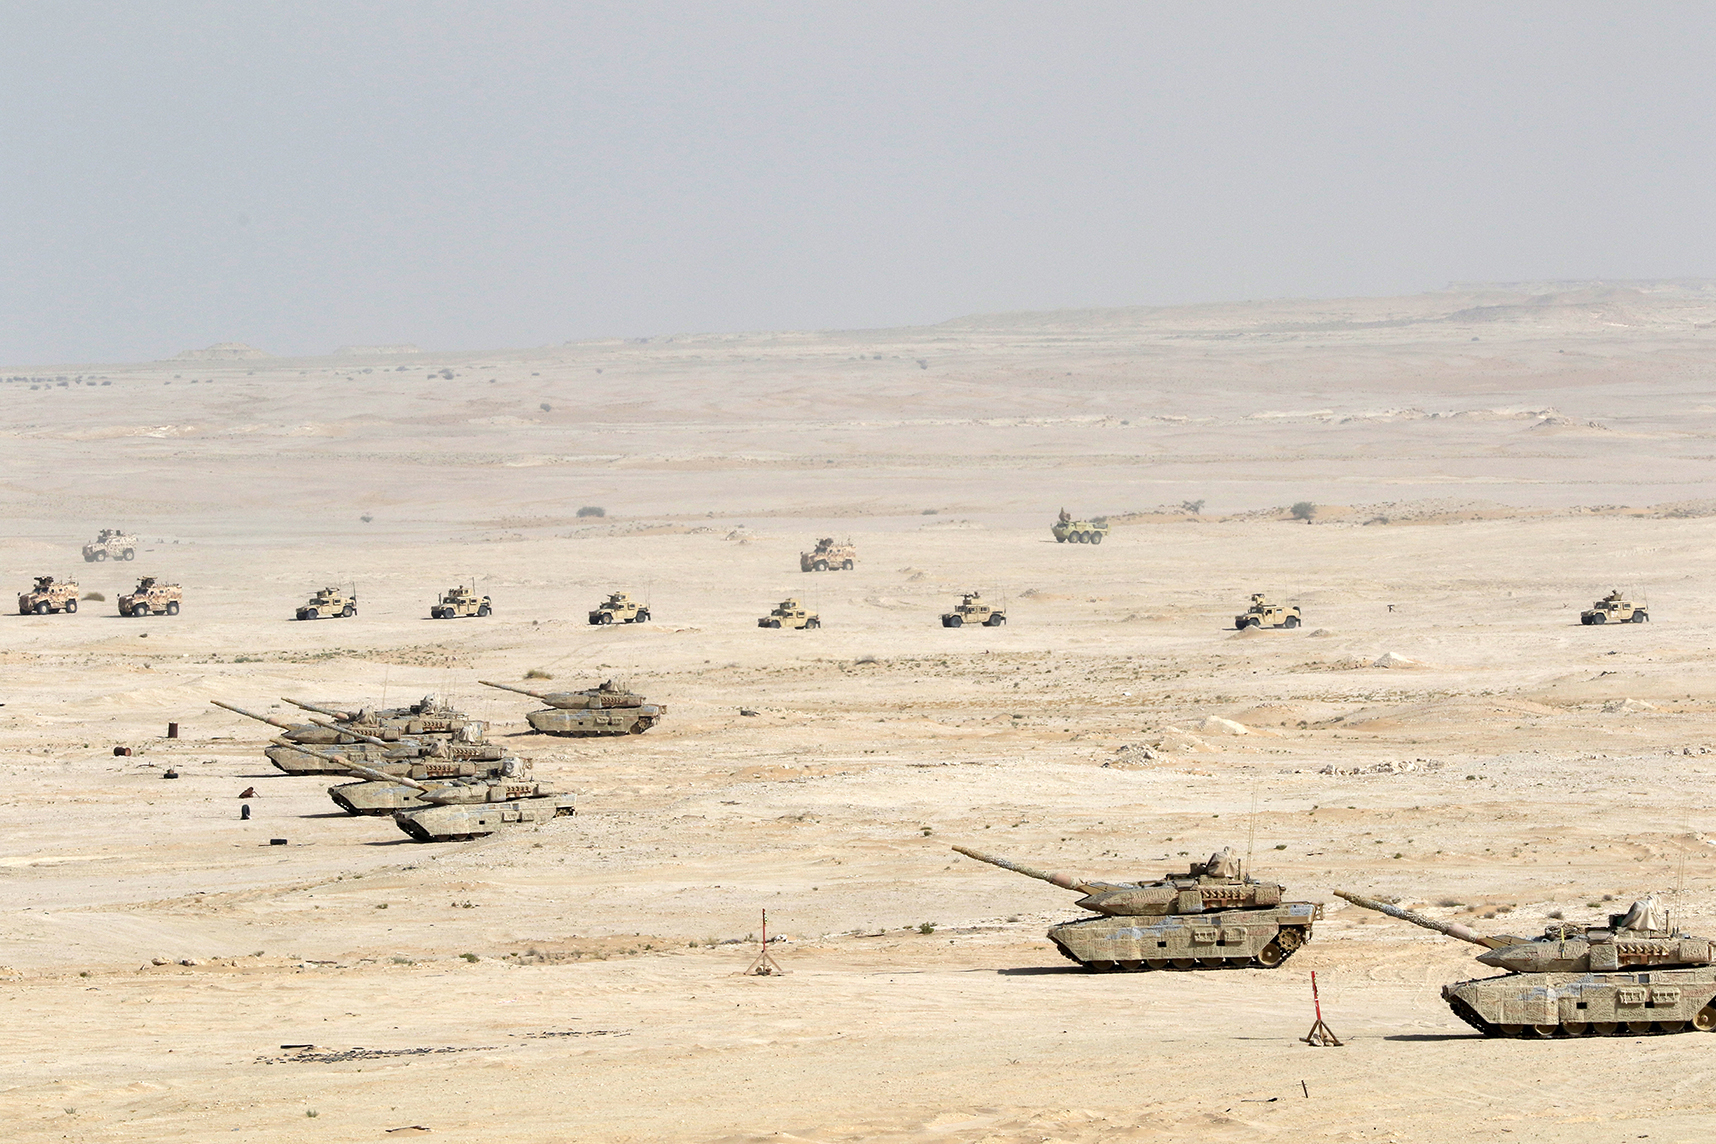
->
(165, 601, 178, 615)
(1593, 614, 1606, 623)
(806, 618, 820, 629)
(1580, 616, 1591, 625)
(842, 560, 853, 570)
(84, 554, 94, 562)
(768, 619, 781, 628)
(1284, 616, 1300, 628)
(1657, 1021, 1686, 1034)
(1170, 958, 1197, 970)
(1694, 1006, 1716, 1031)
(600, 613, 613, 625)
(637, 610, 649, 622)
(122, 549, 134, 560)
(813, 561, 828, 572)
(1248, 617, 1262, 628)
(947, 615, 962, 627)
(985, 614, 1005, 626)
(1531, 1023, 1560, 1038)
(34, 601, 48, 614)
(1254, 940, 1285, 968)
(1562, 1021, 1588, 1036)
(94, 550, 107, 561)
(1056, 535, 1066, 543)
(1089, 531, 1103, 545)
(65, 599, 78, 613)
(1633, 612, 1648, 623)
(1626, 1020, 1653, 1035)
(303, 609, 318, 620)
(341, 605, 354, 617)
(477, 605, 490, 617)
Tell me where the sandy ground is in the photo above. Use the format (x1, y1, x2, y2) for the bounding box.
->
(5, 282, 1716, 1141)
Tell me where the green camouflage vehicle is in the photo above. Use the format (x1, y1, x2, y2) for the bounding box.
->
(1051, 509, 1108, 545)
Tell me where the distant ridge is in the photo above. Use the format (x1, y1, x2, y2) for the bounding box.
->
(333, 344, 420, 355)
(172, 342, 271, 360)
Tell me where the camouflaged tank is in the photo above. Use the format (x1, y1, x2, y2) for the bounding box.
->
(212, 698, 496, 775)
(284, 747, 575, 842)
(1337, 890, 1716, 1037)
(276, 722, 530, 815)
(479, 678, 665, 736)
(955, 845, 1320, 970)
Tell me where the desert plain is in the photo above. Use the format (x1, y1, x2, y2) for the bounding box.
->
(5, 282, 1716, 1141)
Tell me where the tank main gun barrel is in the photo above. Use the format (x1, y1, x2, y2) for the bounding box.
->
(305, 717, 412, 749)
(1334, 890, 1514, 949)
(951, 845, 1096, 893)
(282, 697, 358, 721)
(478, 679, 549, 701)
(211, 700, 300, 731)
(279, 744, 429, 790)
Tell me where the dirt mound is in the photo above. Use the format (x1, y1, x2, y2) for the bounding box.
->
(1322, 697, 1562, 731)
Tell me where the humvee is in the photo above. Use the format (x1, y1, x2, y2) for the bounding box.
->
(82, 529, 137, 562)
(588, 591, 649, 624)
(120, 577, 181, 617)
(297, 586, 357, 620)
(1051, 510, 1109, 545)
(431, 585, 491, 619)
(801, 538, 856, 571)
(942, 591, 1006, 627)
(758, 597, 820, 629)
(1582, 590, 1648, 624)
(1235, 592, 1301, 629)
(18, 576, 79, 614)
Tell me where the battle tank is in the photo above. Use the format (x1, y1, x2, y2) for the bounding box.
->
(954, 845, 1320, 970)
(479, 678, 665, 736)
(283, 746, 575, 842)
(212, 699, 496, 776)
(279, 738, 534, 814)
(1337, 889, 1716, 1037)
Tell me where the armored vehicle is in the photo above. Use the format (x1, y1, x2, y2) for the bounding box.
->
(801, 538, 856, 571)
(1582, 590, 1648, 624)
(281, 696, 479, 738)
(18, 576, 79, 615)
(296, 586, 356, 620)
(1337, 889, 1716, 1037)
(1234, 592, 1301, 629)
(942, 591, 1006, 627)
(213, 698, 495, 775)
(480, 678, 665, 736)
(955, 845, 1319, 970)
(1052, 509, 1108, 545)
(120, 577, 181, 617)
(588, 591, 649, 625)
(278, 737, 530, 814)
(431, 585, 491, 619)
(758, 597, 820, 629)
(291, 747, 575, 842)
(82, 529, 137, 562)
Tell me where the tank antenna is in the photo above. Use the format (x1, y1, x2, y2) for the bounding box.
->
(1245, 782, 1259, 882)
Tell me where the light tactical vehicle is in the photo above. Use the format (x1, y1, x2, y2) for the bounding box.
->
(18, 576, 79, 615)
(758, 597, 820, 629)
(120, 577, 181, 617)
(82, 529, 137, 562)
(1338, 889, 1716, 1037)
(588, 591, 649, 624)
(1234, 592, 1301, 629)
(955, 845, 1320, 970)
(431, 585, 491, 619)
(296, 586, 356, 620)
(801, 538, 856, 571)
(480, 678, 665, 736)
(289, 747, 575, 842)
(941, 591, 1006, 627)
(1051, 509, 1108, 545)
(1582, 590, 1648, 624)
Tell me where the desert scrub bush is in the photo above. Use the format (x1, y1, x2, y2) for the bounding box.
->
(576, 505, 605, 518)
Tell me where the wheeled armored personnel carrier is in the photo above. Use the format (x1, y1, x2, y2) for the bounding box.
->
(120, 577, 181, 617)
(18, 576, 79, 615)
(431, 585, 491, 619)
(480, 678, 665, 736)
(1582, 590, 1648, 624)
(1234, 592, 1301, 629)
(801, 538, 856, 571)
(955, 845, 1320, 970)
(758, 597, 819, 629)
(942, 591, 1006, 627)
(213, 698, 495, 775)
(296, 586, 356, 620)
(1337, 889, 1716, 1037)
(82, 529, 137, 562)
(1051, 509, 1108, 545)
(291, 747, 575, 842)
(588, 591, 648, 624)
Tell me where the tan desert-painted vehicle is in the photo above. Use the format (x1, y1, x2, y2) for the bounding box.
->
(1582, 590, 1648, 624)
(1051, 510, 1108, 545)
(758, 597, 820, 629)
(800, 538, 856, 571)
(120, 577, 181, 617)
(297, 586, 356, 620)
(82, 529, 137, 562)
(588, 590, 649, 624)
(1234, 592, 1301, 629)
(431, 585, 491, 619)
(18, 576, 79, 614)
(480, 678, 666, 737)
(941, 591, 1006, 627)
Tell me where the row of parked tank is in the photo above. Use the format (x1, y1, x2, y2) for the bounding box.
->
(212, 677, 665, 842)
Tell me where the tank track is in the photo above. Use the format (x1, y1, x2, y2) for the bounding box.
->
(1055, 930, 1306, 972)
(1447, 996, 1716, 1037)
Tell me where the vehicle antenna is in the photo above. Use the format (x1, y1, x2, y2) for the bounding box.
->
(1245, 781, 1259, 881)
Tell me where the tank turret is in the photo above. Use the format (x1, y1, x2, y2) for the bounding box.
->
(479, 678, 665, 737)
(953, 845, 1317, 970)
(479, 678, 643, 710)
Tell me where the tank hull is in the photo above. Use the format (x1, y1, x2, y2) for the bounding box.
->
(525, 707, 661, 736)
(1047, 902, 1319, 970)
(328, 780, 433, 815)
(1443, 969, 1716, 1036)
(393, 795, 577, 842)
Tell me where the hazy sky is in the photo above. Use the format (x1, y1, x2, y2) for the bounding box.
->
(4, 3, 1714, 363)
